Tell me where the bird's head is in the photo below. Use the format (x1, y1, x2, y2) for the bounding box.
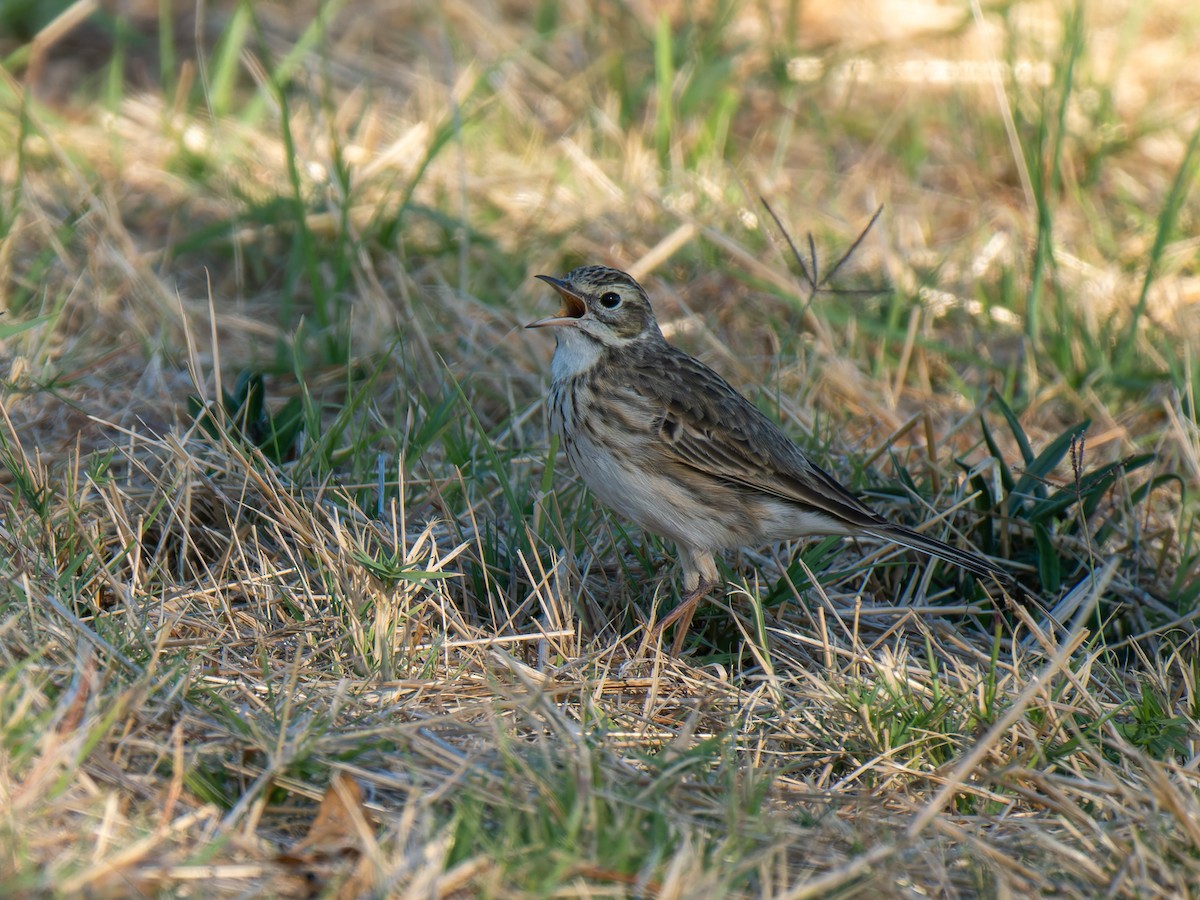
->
(527, 266, 662, 346)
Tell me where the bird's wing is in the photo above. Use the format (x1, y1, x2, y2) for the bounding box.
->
(618, 343, 1016, 586)
(625, 345, 887, 531)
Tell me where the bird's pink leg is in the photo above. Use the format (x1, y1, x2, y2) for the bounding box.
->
(657, 580, 716, 653)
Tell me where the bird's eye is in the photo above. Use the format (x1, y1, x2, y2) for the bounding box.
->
(599, 291, 622, 309)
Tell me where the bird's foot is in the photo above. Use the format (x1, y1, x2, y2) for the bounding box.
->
(653, 581, 715, 654)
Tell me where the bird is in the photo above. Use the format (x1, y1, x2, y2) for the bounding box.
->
(527, 265, 1019, 652)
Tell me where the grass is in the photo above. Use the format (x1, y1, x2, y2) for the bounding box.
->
(2, 0, 1199, 895)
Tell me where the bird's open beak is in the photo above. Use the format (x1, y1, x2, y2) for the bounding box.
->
(526, 275, 587, 328)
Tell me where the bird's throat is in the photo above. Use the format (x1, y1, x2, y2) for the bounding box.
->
(550, 328, 606, 380)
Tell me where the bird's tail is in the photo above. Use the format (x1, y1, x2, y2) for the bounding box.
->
(864, 523, 1020, 593)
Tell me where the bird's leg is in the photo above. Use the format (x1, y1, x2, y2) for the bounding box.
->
(655, 579, 716, 653)
(652, 549, 718, 654)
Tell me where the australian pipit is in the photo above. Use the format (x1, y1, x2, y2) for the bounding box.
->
(528, 265, 1018, 652)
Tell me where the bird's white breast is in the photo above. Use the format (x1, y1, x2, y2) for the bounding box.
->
(568, 424, 726, 549)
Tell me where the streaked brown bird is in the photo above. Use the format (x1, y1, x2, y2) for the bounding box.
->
(528, 265, 1017, 652)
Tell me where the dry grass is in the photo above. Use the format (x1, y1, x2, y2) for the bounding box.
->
(2, 0, 1199, 896)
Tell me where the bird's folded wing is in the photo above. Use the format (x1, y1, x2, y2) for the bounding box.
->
(623, 348, 1018, 588)
(644, 360, 886, 530)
